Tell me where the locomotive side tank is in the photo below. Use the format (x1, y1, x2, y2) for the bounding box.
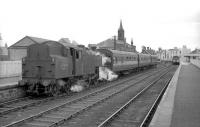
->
(21, 41, 102, 95)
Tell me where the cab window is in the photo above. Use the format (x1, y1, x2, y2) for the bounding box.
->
(76, 51, 79, 59)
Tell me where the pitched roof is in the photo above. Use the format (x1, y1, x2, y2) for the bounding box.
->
(9, 36, 52, 48)
(191, 49, 200, 54)
(27, 36, 51, 44)
(97, 38, 131, 48)
(97, 38, 114, 48)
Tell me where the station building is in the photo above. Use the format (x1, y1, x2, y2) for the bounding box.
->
(184, 48, 200, 65)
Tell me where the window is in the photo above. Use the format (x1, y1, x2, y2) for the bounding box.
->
(70, 48, 73, 56)
(79, 51, 82, 59)
(76, 51, 79, 59)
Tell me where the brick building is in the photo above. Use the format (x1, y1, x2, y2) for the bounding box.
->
(88, 20, 137, 52)
(8, 36, 51, 60)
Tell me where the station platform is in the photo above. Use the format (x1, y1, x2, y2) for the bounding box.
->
(150, 62, 200, 127)
(0, 76, 21, 90)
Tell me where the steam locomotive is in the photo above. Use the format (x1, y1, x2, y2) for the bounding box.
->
(19, 41, 158, 96)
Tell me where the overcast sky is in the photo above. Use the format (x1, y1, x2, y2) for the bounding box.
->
(0, 0, 200, 51)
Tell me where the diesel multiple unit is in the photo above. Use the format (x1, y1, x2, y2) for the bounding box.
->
(172, 56, 180, 65)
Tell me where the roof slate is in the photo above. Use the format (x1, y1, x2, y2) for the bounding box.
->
(9, 36, 52, 48)
(27, 36, 51, 44)
(97, 38, 132, 48)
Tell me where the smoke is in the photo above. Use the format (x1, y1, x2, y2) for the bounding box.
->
(87, 50, 118, 81)
(99, 67, 118, 81)
(70, 80, 87, 92)
(87, 50, 111, 65)
(57, 79, 65, 86)
(70, 85, 84, 92)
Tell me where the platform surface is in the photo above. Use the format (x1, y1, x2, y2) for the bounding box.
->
(150, 63, 200, 127)
(171, 63, 200, 127)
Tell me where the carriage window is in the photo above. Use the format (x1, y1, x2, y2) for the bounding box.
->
(70, 48, 73, 56)
(79, 51, 82, 59)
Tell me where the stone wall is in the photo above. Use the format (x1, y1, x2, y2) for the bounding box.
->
(0, 85, 25, 103)
(0, 61, 22, 78)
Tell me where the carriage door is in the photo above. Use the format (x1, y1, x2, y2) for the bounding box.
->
(70, 48, 76, 75)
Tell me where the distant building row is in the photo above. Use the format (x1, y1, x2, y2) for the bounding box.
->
(156, 45, 191, 62)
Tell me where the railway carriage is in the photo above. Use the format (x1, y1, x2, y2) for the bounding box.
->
(150, 55, 158, 66)
(97, 49, 139, 73)
(138, 53, 151, 68)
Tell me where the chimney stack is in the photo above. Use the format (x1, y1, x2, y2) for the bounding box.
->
(114, 36, 117, 50)
(131, 38, 133, 46)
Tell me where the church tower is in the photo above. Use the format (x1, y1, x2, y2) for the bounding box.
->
(118, 20, 125, 41)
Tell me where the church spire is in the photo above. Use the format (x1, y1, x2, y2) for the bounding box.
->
(118, 20, 125, 41)
(120, 20, 123, 29)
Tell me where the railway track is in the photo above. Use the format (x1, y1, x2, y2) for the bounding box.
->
(97, 67, 176, 127)
(0, 64, 165, 118)
(58, 66, 176, 127)
(2, 65, 172, 127)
